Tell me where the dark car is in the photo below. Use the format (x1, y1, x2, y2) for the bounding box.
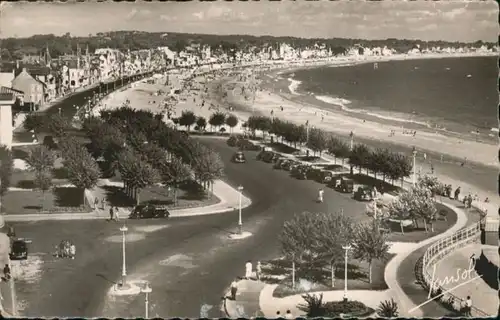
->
(129, 204, 170, 219)
(262, 152, 276, 163)
(257, 150, 273, 161)
(329, 177, 354, 193)
(232, 151, 246, 163)
(10, 239, 28, 260)
(291, 165, 310, 180)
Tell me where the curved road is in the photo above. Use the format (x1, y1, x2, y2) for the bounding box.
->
(12, 137, 366, 318)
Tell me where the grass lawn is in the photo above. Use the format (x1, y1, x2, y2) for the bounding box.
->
(2, 188, 91, 215)
(384, 203, 458, 243)
(101, 180, 220, 209)
(260, 255, 395, 298)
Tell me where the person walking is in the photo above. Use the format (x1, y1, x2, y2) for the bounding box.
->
(463, 296, 472, 316)
(114, 207, 120, 221)
(256, 261, 262, 281)
(318, 189, 324, 203)
(467, 195, 473, 209)
(3, 264, 10, 281)
(94, 197, 99, 210)
(245, 260, 253, 279)
(230, 279, 238, 300)
(69, 244, 76, 260)
(454, 186, 461, 201)
(101, 197, 106, 210)
(109, 207, 114, 221)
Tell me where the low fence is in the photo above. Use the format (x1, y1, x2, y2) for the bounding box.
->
(421, 222, 489, 317)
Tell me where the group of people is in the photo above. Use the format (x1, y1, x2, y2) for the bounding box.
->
(93, 197, 121, 221)
(54, 241, 76, 259)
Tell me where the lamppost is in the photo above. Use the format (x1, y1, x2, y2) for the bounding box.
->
(349, 131, 354, 151)
(237, 185, 244, 234)
(412, 147, 417, 187)
(141, 282, 152, 318)
(342, 244, 352, 302)
(119, 225, 128, 287)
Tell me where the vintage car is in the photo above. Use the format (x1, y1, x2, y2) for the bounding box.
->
(329, 177, 355, 193)
(232, 151, 246, 163)
(129, 204, 170, 219)
(10, 239, 28, 260)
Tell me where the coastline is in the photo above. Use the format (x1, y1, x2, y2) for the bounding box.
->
(216, 69, 499, 218)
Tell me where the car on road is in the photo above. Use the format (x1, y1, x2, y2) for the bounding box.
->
(257, 150, 273, 161)
(10, 239, 28, 260)
(354, 186, 374, 201)
(316, 170, 335, 184)
(129, 204, 170, 219)
(291, 165, 311, 180)
(273, 158, 289, 169)
(232, 151, 246, 163)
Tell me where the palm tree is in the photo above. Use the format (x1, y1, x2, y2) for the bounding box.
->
(377, 299, 399, 317)
(352, 220, 390, 283)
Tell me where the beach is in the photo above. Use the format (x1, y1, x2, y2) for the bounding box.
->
(95, 54, 498, 220)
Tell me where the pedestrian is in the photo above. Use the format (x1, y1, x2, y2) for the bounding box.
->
(114, 207, 120, 221)
(70, 244, 76, 260)
(467, 195, 473, 209)
(256, 261, 262, 281)
(454, 187, 461, 201)
(3, 265, 10, 281)
(318, 188, 324, 203)
(101, 197, 106, 210)
(94, 197, 99, 210)
(284, 310, 293, 319)
(230, 279, 238, 300)
(245, 260, 253, 279)
(109, 207, 114, 221)
(464, 296, 472, 316)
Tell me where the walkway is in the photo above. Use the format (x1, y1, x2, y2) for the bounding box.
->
(221, 140, 473, 318)
(224, 280, 266, 318)
(430, 244, 498, 316)
(3, 179, 251, 222)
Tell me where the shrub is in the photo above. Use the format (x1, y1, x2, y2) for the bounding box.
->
(377, 298, 399, 317)
(298, 293, 326, 317)
(323, 300, 371, 317)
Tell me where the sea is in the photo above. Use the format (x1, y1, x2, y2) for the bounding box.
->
(282, 56, 499, 142)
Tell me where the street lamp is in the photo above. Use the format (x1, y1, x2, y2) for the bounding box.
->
(119, 225, 128, 287)
(141, 282, 152, 318)
(237, 185, 244, 234)
(341, 244, 352, 302)
(412, 147, 417, 187)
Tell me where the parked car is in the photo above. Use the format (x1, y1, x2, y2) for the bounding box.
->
(262, 152, 277, 163)
(316, 170, 334, 184)
(354, 186, 374, 201)
(282, 160, 299, 171)
(270, 153, 282, 163)
(291, 165, 310, 180)
(257, 150, 273, 161)
(232, 151, 246, 163)
(329, 177, 354, 193)
(237, 139, 261, 151)
(129, 204, 170, 219)
(308, 167, 323, 180)
(10, 239, 28, 260)
(273, 158, 287, 169)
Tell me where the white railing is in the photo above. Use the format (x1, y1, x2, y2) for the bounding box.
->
(421, 222, 489, 317)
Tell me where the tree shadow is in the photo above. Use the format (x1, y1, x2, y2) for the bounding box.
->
(178, 180, 208, 201)
(23, 205, 42, 210)
(16, 180, 35, 189)
(52, 167, 69, 179)
(101, 185, 135, 207)
(53, 187, 84, 207)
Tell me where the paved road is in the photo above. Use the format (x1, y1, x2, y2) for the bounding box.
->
(13, 73, 154, 142)
(10, 137, 366, 318)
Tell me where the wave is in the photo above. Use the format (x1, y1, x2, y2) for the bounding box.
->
(314, 94, 433, 128)
(288, 78, 302, 95)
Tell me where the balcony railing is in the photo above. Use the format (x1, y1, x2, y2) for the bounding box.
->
(421, 222, 489, 317)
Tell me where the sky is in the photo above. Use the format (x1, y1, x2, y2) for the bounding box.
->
(0, 0, 498, 43)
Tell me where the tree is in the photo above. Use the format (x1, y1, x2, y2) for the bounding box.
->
(307, 128, 327, 156)
(178, 111, 197, 132)
(34, 170, 53, 211)
(370, 148, 391, 181)
(315, 212, 355, 288)
(25, 145, 55, 174)
(225, 114, 239, 134)
(352, 220, 390, 283)
(196, 116, 207, 131)
(129, 160, 159, 204)
(209, 112, 226, 131)
(46, 114, 70, 137)
(377, 299, 399, 317)
(23, 113, 46, 132)
(280, 212, 324, 288)
(0, 145, 14, 211)
(326, 137, 350, 165)
(348, 144, 371, 175)
(193, 148, 224, 194)
(61, 141, 101, 206)
(163, 156, 191, 205)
